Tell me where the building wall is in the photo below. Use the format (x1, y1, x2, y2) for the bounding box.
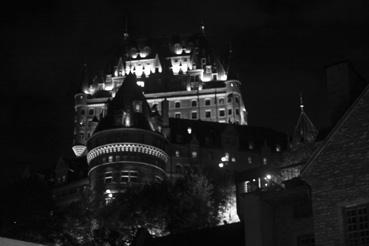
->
(274, 203, 314, 246)
(303, 88, 369, 246)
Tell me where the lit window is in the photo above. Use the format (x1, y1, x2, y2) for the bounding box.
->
(205, 110, 211, 118)
(206, 65, 211, 73)
(201, 58, 206, 66)
(175, 112, 181, 118)
(263, 158, 267, 165)
(228, 109, 232, 115)
(108, 156, 113, 162)
(205, 99, 211, 106)
(344, 203, 369, 246)
(248, 157, 252, 164)
(231, 157, 236, 162)
(243, 181, 251, 193)
(133, 101, 142, 112)
(136, 81, 145, 87)
(175, 102, 181, 108)
(276, 145, 281, 152)
(236, 108, 240, 115)
(105, 172, 113, 184)
(192, 100, 197, 107)
(219, 109, 225, 117)
(175, 150, 180, 157)
(191, 111, 197, 119)
(192, 151, 197, 158)
(219, 98, 224, 104)
(121, 170, 138, 183)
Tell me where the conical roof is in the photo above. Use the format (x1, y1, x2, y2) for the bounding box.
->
(94, 74, 154, 133)
(292, 97, 318, 146)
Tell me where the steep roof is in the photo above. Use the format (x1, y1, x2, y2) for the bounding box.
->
(291, 97, 318, 148)
(94, 74, 153, 133)
(301, 84, 369, 176)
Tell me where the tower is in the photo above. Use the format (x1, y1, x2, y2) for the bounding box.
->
(86, 74, 170, 202)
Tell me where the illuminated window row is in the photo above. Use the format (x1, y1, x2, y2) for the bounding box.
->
(104, 170, 139, 184)
(172, 97, 239, 110)
(87, 143, 168, 164)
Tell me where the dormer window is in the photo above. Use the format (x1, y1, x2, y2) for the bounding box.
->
(133, 101, 143, 113)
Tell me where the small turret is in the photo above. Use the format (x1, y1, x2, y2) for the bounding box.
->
(291, 95, 318, 149)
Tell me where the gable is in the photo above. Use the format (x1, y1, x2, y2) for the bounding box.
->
(302, 85, 369, 189)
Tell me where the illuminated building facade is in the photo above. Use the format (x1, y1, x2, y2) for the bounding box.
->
(72, 30, 247, 157)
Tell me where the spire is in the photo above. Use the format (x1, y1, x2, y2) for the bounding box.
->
(299, 93, 304, 112)
(80, 63, 89, 93)
(292, 94, 318, 148)
(200, 20, 206, 35)
(226, 42, 233, 76)
(123, 16, 129, 40)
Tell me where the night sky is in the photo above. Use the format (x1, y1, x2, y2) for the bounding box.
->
(4, 0, 369, 171)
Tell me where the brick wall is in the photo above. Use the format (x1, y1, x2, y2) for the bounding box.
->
(303, 87, 369, 246)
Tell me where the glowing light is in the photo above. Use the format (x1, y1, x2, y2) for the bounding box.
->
(218, 74, 227, 81)
(187, 127, 192, 134)
(265, 174, 272, 180)
(217, 189, 240, 224)
(105, 189, 111, 194)
(135, 65, 143, 78)
(108, 193, 113, 198)
(137, 81, 145, 87)
(200, 74, 211, 82)
(172, 64, 180, 75)
(221, 152, 229, 162)
(192, 151, 197, 158)
(72, 145, 86, 157)
(144, 66, 151, 76)
(219, 163, 224, 168)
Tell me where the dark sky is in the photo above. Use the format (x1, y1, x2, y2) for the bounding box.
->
(4, 0, 369, 170)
